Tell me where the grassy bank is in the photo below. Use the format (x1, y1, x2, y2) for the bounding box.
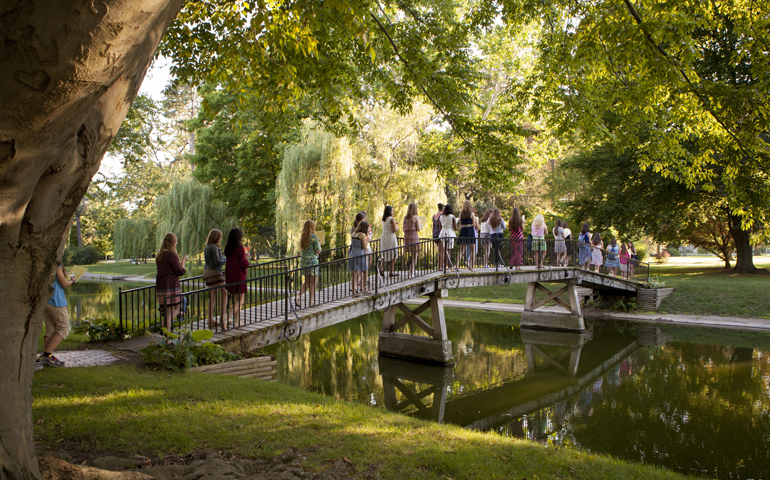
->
(33, 366, 690, 479)
(447, 256, 770, 318)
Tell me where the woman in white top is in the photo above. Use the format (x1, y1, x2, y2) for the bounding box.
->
(380, 205, 399, 277)
(562, 221, 572, 267)
(553, 218, 566, 266)
(479, 209, 492, 268)
(438, 204, 458, 271)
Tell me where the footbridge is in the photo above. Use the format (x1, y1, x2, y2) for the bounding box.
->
(119, 238, 649, 365)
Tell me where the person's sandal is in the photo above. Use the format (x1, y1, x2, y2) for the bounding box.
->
(39, 355, 65, 368)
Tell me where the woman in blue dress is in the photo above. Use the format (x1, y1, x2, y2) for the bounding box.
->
(577, 223, 592, 268)
(604, 238, 620, 276)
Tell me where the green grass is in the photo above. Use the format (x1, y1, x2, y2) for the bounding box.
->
(78, 262, 157, 277)
(32, 366, 691, 479)
(447, 256, 770, 319)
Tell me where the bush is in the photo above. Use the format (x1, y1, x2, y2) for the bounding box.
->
(63, 245, 102, 265)
(140, 329, 240, 372)
(665, 248, 682, 257)
(636, 246, 647, 262)
(652, 250, 670, 264)
(73, 318, 125, 342)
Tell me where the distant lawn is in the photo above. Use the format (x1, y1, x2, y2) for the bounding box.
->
(447, 256, 770, 319)
(32, 366, 692, 480)
(78, 262, 157, 277)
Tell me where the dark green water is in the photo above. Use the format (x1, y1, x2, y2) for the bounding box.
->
(265, 309, 770, 479)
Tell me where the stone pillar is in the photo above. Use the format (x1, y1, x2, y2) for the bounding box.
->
(520, 281, 585, 332)
(378, 289, 454, 364)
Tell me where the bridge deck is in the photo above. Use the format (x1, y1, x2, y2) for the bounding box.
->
(207, 266, 641, 351)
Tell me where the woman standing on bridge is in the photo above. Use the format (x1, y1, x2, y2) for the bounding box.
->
(225, 228, 249, 328)
(531, 214, 547, 269)
(403, 203, 421, 278)
(297, 220, 322, 307)
(479, 209, 493, 268)
(380, 205, 399, 277)
(578, 223, 592, 268)
(509, 207, 524, 270)
(489, 208, 506, 267)
(350, 221, 370, 296)
(203, 229, 227, 329)
(591, 232, 604, 272)
(156, 233, 189, 334)
(605, 238, 620, 276)
(553, 219, 566, 266)
(457, 201, 477, 271)
(438, 204, 458, 271)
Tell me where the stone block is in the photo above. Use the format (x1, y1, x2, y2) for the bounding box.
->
(520, 310, 585, 332)
(378, 332, 454, 365)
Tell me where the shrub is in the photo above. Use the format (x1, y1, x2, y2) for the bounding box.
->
(636, 246, 647, 262)
(666, 248, 682, 257)
(652, 250, 670, 264)
(63, 245, 102, 265)
(73, 318, 125, 342)
(140, 329, 240, 372)
(644, 275, 667, 289)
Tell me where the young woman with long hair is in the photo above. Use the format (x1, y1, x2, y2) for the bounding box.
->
(297, 220, 322, 307)
(403, 203, 421, 277)
(479, 208, 493, 267)
(591, 232, 604, 273)
(578, 223, 592, 269)
(553, 219, 566, 266)
(203, 229, 228, 328)
(224, 228, 249, 327)
(438, 204, 458, 271)
(380, 205, 400, 277)
(508, 208, 524, 270)
(489, 208, 505, 267)
(156, 233, 189, 333)
(457, 201, 477, 271)
(605, 237, 620, 276)
(349, 221, 371, 296)
(530, 215, 546, 269)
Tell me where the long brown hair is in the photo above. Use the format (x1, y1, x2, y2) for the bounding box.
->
(205, 229, 223, 246)
(552, 218, 562, 236)
(508, 207, 522, 232)
(460, 200, 474, 219)
(299, 220, 315, 251)
(480, 208, 493, 223)
(155, 233, 177, 261)
(489, 208, 502, 229)
(405, 203, 418, 221)
(592, 232, 602, 246)
(355, 221, 370, 235)
(351, 211, 366, 234)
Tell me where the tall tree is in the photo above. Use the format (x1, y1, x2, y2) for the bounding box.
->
(506, 0, 770, 272)
(0, 2, 184, 477)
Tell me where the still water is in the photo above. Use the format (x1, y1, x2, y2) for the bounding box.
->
(265, 309, 770, 479)
(63, 280, 147, 324)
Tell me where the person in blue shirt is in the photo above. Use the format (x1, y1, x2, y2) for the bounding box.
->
(39, 264, 77, 367)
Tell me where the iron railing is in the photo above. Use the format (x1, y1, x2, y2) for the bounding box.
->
(118, 238, 649, 335)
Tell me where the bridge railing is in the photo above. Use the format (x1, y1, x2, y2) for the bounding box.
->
(117, 237, 648, 336)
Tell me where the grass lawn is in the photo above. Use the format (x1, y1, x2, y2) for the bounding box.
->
(447, 256, 770, 319)
(79, 262, 157, 277)
(36, 327, 89, 353)
(32, 366, 691, 479)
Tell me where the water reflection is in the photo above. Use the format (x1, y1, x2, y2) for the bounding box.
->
(266, 310, 770, 479)
(64, 280, 147, 323)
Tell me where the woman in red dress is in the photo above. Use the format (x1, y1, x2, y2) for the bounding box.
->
(508, 207, 524, 270)
(224, 228, 249, 327)
(155, 233, 189, 333)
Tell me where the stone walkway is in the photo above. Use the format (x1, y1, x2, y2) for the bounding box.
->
(36, 349, 128, 369)
(405, 298, 770, 332)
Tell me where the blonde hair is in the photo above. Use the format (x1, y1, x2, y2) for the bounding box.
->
(405, 203, 418, 221)
(205, 229, 223, 246)
(156, 233, 177, 261)
(299, 220, 315, 251)
(532, 214, 545, 229)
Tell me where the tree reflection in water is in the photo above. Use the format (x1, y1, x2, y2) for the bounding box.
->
(265, 310, 770, 480)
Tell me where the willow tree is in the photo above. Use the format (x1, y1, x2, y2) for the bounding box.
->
(154, 179, 238, 259)
(354, 103, 446, 235)
(276, 126, 356, 253)
(113, 218, 155, 262)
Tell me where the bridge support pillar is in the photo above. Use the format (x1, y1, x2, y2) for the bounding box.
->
(520, 280, 585, 332)
(378, 290, 453, 365)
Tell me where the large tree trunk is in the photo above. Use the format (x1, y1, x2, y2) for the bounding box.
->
(0, 1, 182, 478)
(728, 213, 759, 273)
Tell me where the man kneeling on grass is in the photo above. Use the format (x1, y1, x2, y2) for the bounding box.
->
(39, 263, 77, 368)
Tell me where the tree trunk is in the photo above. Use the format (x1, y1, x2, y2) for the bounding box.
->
(76, 211, 83, 247)
(0, 1, 183, 478)
(728, 213, 758, 273)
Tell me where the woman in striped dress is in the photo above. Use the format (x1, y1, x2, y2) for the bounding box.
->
(155, 233, 189, 334)
(508, 207, 524, 270)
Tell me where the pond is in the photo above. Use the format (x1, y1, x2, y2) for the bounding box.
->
(264, 309, 770, 480)
(63, 280, 148, 324)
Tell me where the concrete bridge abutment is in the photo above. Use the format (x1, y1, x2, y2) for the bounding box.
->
(520, 280, 585, 332)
